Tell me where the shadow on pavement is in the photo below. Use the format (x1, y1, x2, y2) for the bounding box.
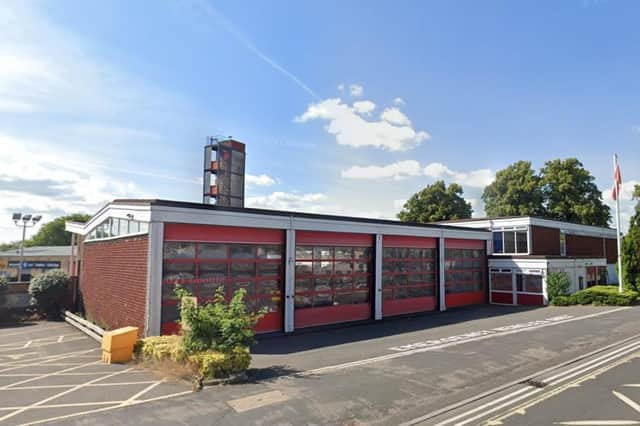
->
(253, 304, 543, 355)
(245, 365, 304, 383)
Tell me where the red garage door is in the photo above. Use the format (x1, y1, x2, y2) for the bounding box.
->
(161, 223, 285, 335)
(382, 235, 437, 317)
(444, 239, 487, 308)
(294, 231, 373, 328)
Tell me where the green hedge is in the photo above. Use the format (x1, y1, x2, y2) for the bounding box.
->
(134, 335, 250, 379)
(551, 285, 639, 306)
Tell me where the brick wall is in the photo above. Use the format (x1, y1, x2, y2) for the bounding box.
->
(80, 236, 148, 335)
(530, 226, 560, 255)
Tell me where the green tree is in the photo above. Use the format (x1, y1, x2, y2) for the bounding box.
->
(482, 161, 544, 217)
(540, 158, 611, 226)
(398, 180, 472, 223)
(622, 184, 640, 291)
(26, 214, 90, 247)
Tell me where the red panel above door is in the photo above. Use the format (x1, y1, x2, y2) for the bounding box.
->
(296, 231, 373, 246)
(383, 235, 436, 248)
(164, 223, 284, 244)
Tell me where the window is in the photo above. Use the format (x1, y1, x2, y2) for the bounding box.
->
(492, 228, 529, 254)
(295, 245, 372, 309)
(516, 274, 543, 293)
(490, 271, 513, 291)
(162, 242, 283, 315)
(85, 217, 149, 241)
(445, 248, 485, 293)
(382, 247, 436, 302)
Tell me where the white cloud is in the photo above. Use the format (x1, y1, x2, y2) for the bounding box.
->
(341, 160, 422, 180)
(423, 162, 495, 188)
(349, 84, 363, 97)
(337, 83, 345, 92)
(352, 100, 376, 116)
(380, 107, 411, 126)
(393, 97, 405, 106)
(246, 174, 276, 186)
(246, 191, 328, 211)
(295, 98, 430, 151)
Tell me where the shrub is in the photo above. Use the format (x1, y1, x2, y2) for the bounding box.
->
(134, 335, 187, 363)
(175, 285, 265, 354)
(188, 346, 251, 379)
(0, 276, 7, 304)
(28, 270, 70, 317)
(546, 271, 571, 303)
(551, 295, 571, 306)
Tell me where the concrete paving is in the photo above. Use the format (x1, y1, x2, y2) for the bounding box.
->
(0, 321, 190, 426)
(46, 304, 640, 426)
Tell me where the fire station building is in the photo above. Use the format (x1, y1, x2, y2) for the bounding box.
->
(65, 199, 492, 337)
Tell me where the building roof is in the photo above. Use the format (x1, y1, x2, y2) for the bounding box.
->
(109, 198, 490, 233)
(0, 246, 75, 258)
(439, 215, 616, 231)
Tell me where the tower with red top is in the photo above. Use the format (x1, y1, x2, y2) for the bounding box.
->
(203, 137, 246, 207)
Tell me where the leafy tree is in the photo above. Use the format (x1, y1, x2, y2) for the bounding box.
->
(28, 269, 70, 317)
(622, 184, 640, 291)
(398, 180, 472, 223)
(546, 271, 571, 303)
(26, 214, 90, 247)
(539, 158, 611, 226)
(482, 161, 544, 217)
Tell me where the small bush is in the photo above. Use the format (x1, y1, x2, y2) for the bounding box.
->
(0, 276, 7, 304)
(188, 346, 251, 379)
(134, 335, 187, 363)
(551, 295, 571, 306)
(28, 270, 70, 317)
(547, 271, 571, 303)
(175, 285, 264, 354)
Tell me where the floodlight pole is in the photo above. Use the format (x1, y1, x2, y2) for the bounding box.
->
(18, 224, 27, 283)
(12, 214, 41, 282)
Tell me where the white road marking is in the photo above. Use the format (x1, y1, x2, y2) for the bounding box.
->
(303, 308, 631, 377)
(0, 336, 88, 353)
(3, 381, 158, 390)
(0, 348, 99, 372)
(0, 361, 101, 390)
(425, 339, 640, 426)
(123, 380, 165, 404)
(0, 401, 123, 411)
(0, 324, 71, 338)
(612, 390, 640, 414)
(16, 390, 193, 426)
(57, 335, 64, 343)
(0, 367, 134, 422)
(622, 384, 640, 388)
(22, 341, 32, 348)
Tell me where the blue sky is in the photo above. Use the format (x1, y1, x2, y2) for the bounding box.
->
(1, 0, 639, 242)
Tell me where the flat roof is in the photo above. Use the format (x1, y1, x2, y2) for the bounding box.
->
(0, 246, 75, 258)
(110, 198, 489, 233)
(439, 215, 616, 231)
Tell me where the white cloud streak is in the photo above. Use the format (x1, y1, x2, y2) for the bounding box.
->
(423, 162, 495, 188)
(349, 84, 363, 97)
(246, 174, 277, 186)
(341, 161, 422, 180)
(295, 97, 430, 151)
(188, 0, 319, 100)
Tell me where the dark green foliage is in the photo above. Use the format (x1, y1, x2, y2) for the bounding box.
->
(546, 271, 571, 302)
(483, 161, 544, 217)
(398, 180, 472, 223)
(551, 285, 638, 306)
(0, 276, 7, 308)
(26, 214, 90, 247)
(28, 270, 70, 316)
(539, 159, 611, 226)
(622, 184, 640, 292)
(175, 285, 264, 354)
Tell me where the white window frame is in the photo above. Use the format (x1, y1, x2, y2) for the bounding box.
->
(491, 226, 530, 256)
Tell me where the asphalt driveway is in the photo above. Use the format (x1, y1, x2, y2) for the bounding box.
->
(0, 321, 190, 426)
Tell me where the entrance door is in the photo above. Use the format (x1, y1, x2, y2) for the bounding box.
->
(490, 269, 515, 305)
(294, 231, 373, 328)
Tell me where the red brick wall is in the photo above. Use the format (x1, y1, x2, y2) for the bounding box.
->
(566, 234, 605, 258)
(80, 236, 148, 335)
(530, 226, 560, 255)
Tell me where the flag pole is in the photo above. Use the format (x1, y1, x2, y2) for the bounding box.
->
(614, 153, 623, 293)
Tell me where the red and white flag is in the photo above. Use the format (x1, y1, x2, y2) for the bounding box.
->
(612, 159, 622, 201)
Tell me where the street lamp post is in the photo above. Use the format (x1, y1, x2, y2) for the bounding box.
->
(12, 213, 42, 282)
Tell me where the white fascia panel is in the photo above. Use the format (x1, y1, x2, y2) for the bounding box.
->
(150, 206, 290, 230)
(488, 258, 548, 270)
(67, 204, 152, 236)
(145, 222, 164, 337)
(529, 218, 616, 238)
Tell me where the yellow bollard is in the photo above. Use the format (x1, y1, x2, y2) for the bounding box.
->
(101, 326, 139, 364)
